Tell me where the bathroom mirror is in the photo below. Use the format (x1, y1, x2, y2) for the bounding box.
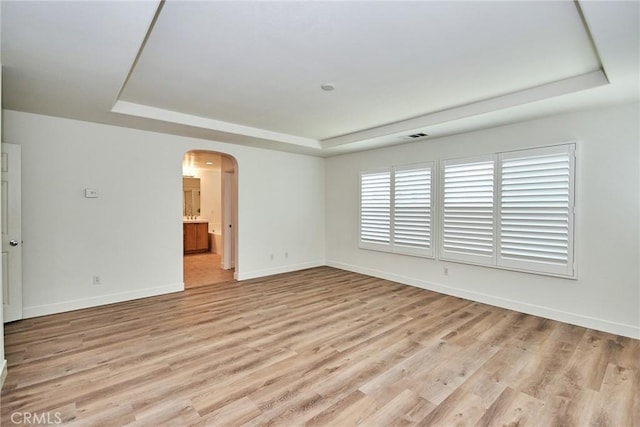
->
(183, 177, 201, 217)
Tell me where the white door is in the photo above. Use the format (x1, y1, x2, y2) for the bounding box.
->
(2, 143, 22, 322)
(222, 171, 235, 270)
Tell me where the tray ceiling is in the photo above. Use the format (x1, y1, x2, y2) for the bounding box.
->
(2, 1, 638, 156)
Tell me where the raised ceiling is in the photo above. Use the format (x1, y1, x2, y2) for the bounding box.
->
(2, 1, 638, 157)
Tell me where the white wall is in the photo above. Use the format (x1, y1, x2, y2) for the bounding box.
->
(191, 166, 222, 234)
(2, 103, 637, 341)
(2, 110, 326, 317)
(326, 103, 640, 339)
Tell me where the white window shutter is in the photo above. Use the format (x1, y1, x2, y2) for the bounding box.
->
(441, 156, 495, 264)
(393, 164, 433, 257)
(498, 145, 575, 276)
(360, 169, 391, 249)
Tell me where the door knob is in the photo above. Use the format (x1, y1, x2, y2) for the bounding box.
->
(9, 239, 19, 247)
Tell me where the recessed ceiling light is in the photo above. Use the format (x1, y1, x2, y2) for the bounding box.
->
(205, 161, 213, 165)
(320, 83, 335, 91)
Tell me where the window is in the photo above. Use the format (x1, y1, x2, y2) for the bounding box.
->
(359, 144, 575, 278)
(441, 155, 495, 265)
(360, 169, 391, 246)
(360, 163, 434, 257)
(439, 144, 575, 277)
(498, 145, 575, 276)
(394, 165, 433, 256)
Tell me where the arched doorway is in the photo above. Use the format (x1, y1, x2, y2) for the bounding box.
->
(182, 150, 238, 288)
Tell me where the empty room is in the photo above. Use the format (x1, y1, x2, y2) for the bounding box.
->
(0, 1, 638, 426)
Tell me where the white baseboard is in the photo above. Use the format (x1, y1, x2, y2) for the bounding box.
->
(327, 260, 640, 340)
(1, 359, 7, 389)
(22, 283, 184, 319)
(236, 260, 325, 281)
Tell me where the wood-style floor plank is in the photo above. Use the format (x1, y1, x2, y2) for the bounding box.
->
(2, 266, 638, 426)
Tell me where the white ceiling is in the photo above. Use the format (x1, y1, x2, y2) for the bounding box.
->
(2, 1, 638, 157)
(183, 150, 222, 171)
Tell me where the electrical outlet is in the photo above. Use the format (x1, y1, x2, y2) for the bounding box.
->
(93, 275, 101, 285)
(443, 267, 449, 276)
(285, 252, 288, 259)
(270, 254, 274, 261)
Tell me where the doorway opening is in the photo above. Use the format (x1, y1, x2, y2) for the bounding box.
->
(182, 150, 237, 288)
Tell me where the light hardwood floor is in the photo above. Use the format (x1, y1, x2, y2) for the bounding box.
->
(2, 267, 638, 426)
(184, 252, 235, 288)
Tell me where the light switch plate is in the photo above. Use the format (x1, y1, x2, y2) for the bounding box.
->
(85, 188, 99, 198)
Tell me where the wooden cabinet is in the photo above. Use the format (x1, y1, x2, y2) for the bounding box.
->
(184, 222, 209, 254)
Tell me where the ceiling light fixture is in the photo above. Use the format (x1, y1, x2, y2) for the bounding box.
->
(205, 161, 213, 165)
(320, 83, 335, 91)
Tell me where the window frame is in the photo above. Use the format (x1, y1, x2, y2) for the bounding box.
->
(359, 162, 435, 258)
(357, 143, 576, 279)
(359, 167, 392, 252)
(438, 143, 576, 279)
(439, 154, 497, 266)
(496, 144, 576, 277)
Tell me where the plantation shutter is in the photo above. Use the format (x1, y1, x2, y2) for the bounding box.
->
(441, 156, 495, 264)
(360, 169, 391, 249)
(498, 145, 575, 276)
(393, 163, 433, 257)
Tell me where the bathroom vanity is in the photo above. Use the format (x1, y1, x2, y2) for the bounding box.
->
(183, 220, 209, 254)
